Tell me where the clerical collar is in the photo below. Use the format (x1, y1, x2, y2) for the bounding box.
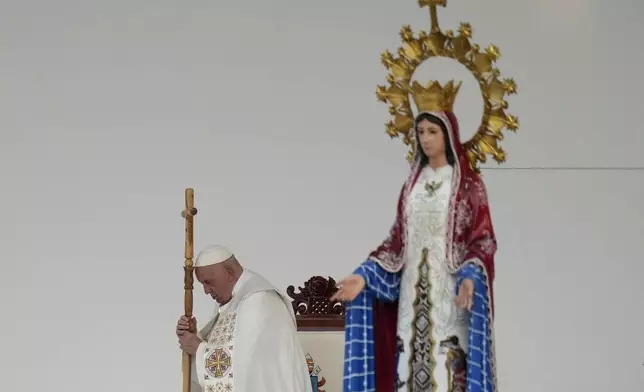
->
(218, 269, 248, 313)
(231, 269, 248, 297)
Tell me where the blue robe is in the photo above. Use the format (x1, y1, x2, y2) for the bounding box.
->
(342, 260, 494, 392)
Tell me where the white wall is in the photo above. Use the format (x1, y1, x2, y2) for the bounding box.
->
(1, 0, 643, 391)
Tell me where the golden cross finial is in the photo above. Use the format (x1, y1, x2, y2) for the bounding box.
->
(418, 0, 447, 32)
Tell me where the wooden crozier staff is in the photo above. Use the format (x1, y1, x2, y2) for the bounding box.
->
(181, 188, 198, 392)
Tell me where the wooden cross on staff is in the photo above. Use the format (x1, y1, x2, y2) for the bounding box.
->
(181, 188, 198, 392)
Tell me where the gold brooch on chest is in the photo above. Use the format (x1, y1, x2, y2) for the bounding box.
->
(425, 180, 443, 196)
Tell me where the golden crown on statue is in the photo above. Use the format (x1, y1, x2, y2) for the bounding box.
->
(410, 79, 461, 113)
(375, 0, 519, 173)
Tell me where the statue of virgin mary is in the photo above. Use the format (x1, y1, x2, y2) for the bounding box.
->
(332, 80, 498, 392)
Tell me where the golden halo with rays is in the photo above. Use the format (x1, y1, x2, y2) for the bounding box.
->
(375, 0, 519, 173)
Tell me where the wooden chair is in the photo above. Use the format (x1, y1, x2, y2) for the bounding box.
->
(287, 276, 345, 392)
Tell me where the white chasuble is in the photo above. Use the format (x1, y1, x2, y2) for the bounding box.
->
(396, 165, 469, 392)
(191, 269, 312, 392)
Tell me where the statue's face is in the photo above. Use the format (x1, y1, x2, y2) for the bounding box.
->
(195, 264, 235, 305)
(417, 119, 445, 160)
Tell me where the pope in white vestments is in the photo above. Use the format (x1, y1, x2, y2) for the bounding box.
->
(176, 245, 312, 392)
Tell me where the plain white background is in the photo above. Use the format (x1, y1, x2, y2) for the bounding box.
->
(1, 0, 643, 391)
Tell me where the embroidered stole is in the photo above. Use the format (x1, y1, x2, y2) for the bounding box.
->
(202, 312, 237, 391)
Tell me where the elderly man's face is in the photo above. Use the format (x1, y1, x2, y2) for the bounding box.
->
(195, 264, 235, 305)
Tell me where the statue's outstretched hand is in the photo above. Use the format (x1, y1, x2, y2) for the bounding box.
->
(455, 279, 474, 311)
(331, 274, 366, 302)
